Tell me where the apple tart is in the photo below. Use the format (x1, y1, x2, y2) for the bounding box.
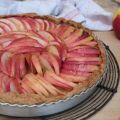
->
(0, 13, 106, 105)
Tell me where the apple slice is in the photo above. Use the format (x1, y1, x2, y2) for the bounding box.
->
(5, 77, 10, 92)
(31, 54, 43, 75)
(48, 21, 56, 31)
(5, 78, 11, 92)
(21, 17, 41, 31)
(23, 17, 36, 30)
(32, 31, 49, 42)
(64, 29, 83, 44)
(0, 52, 12, 75)
(8, 36, 42, 47)
(28, 35, 48, 47)
(0, 26, 5, 33)
(17, 17, 32, 30)
(53, 24, 72, 37)
(50, 24, 61, 34)
(10, 78, 23, 93)
(15, 56, 21, 79)
(21, 80, 34, 93)
(44, 72, 74, 90)
(35, 31, 61, 46)
(61, 69, 91, 76)
(45, 71, 76, 88)
(84, 41, 98, 47)
(10, 79, 17, 92)
(25, 73, 49, 97)
(35, 18, 45, 30)
(47, 45, 60, 58)
(62, 63, 99, 72)
(68, 36, 93, 48)
(0, 44, 3, 50)
(67, 52, 99, 58)
(1, 76, 6, 92)
(44, 20, 56, 31)
(0, 22, 11, 32)
(49, 41, 61, 46)
(22, 77, 47, 101)
(60, 26, 75, 39)
(60, 73, 87, 82)
(0, 19, 17, 31)
(67, 47, 100, 58)
(39, 55, 54, 72)
(44, 20, 50, 31)
(36, 75, 62, 95)
(0, 32, 26, 45)
(77, 32, 89, 40)
(34, 19, 41, 31)
(22, 77, 42, 95)
(4, 46, 42, 55)
(0, 73, 11, 92)
(70, 47, 100, 55)
(9, 56, 16, 77)
(14, 46, 42, 55)
(5, 37, 42, 50)
(42, 53, 60, 74)
(25, 54, 35, 73)
(58, 43, 68, 61)
(66, 56, 101, 62)
(0, 73, 4, 91)
(68, 42, 98, 51)
(45, 75, 72, 90)
(37, 31, 55, 41)
(19, 54, 26, 78)
(2, 56, 10, 76)
(9, 31, 34, 36)
(49, 33, 62, 43)
(8, 17, 26, 31)
(63, 61, 101, 65)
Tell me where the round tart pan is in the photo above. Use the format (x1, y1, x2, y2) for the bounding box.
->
(0, 74, 106, 117)
(0, 84, 97, 117)
(0, 42, 107, 117)
(0, 14, 107, 117)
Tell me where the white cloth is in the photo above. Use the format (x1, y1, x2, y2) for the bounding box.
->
(0, 0, 112, 31)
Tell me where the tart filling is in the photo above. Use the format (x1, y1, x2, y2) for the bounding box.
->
(0, 14, 106, 105)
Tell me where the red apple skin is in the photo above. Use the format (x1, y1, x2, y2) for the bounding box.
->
(113, 15, 120, 40)
(0, 21, 12, 32)
(11, 78, 23, 93)
(63, 61, 101, 65)
(44, 72, 74, 90)
(61, 69, 91, 77)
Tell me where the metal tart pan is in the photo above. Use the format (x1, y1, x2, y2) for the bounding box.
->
(0, 85, 96, 117)
(0, 42, 108, 117)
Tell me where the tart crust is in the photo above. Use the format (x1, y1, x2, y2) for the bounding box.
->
(0, 13, 107, 105)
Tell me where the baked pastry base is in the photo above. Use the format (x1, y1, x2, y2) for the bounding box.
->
(0, 13, 106, 105)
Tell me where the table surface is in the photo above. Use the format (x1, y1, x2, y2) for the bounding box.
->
(88, 31, 120, 120)
(89, 1, 120, 119)
(0, 0, 119, 120)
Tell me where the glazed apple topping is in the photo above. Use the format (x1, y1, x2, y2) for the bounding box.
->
(0, 16, 103, 99)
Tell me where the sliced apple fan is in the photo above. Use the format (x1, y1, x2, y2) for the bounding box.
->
(0, 16, 103, 99)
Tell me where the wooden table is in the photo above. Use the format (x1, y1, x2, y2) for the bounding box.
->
(88, 31, 120, 120)
(89, 1, 120, 119)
